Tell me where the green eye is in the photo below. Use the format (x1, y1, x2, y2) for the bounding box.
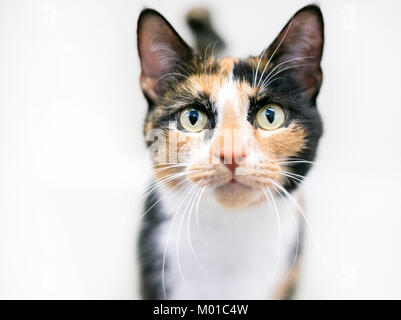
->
(256, 104, 285, 130)
(179, 108, 208, 132)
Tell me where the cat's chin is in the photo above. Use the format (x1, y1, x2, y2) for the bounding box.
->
(213, 181, 265, 209)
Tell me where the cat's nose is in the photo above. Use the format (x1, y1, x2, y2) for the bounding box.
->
(224, 160, 238, 172)
(217, 139, 247, 172)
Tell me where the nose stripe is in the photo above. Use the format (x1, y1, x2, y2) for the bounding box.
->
(214, 130, 247, 169)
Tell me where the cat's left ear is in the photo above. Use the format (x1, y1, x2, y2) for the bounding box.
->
(263, 5, 324, 100)
(137, 9, 194, 104)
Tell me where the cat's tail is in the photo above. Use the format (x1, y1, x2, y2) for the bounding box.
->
(186, 8, 225, 58)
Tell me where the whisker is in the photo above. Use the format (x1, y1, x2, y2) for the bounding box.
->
(261, 185, 282, 289)
(195, 186, 206, 242)
(137, 171, 186, 203)
(175, 63, 191, 76)
(280, 170, 308, 180)
(260, 158, 317, 165)
(175, 184, 199, 296)
(152, 163, 188, 173)
(253, 46, 269, 87)
(275, 160, 317, 166)
(255, 17, 295, 88)
(272, 184, 301, 286)
(154, 72, 190, 86)
(257, 77, 283, 94)
(268, 179, 319, 247)
(204, 41, 213, 77)
(138, 170, 200, 220)
(152, 162, 185, 166)
(162, 182, 194, 299)
(138, 170, 192, 203)
(204, 41, 217, 90)
(258, 56, 315, 89)
(210, 40, 218, 63)
(277, 172, 307, 185)
(186, 185, 207, 273)
(260, 63, 314, 90)
(208, 41, 218, 89)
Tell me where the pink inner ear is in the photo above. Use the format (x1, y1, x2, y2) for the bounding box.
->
(138, 14, 191, 80)
(140, 32, 173, 78)
(138, 18, 167, 78)
(280, 9, 324, 59)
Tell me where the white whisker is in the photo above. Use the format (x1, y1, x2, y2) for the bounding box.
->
(269, 179, 319, 248)
(273, 184, 300, 286)
(278, 172, 306, 185)
(208, 41, 218, 90)
(195, 186, 206, 242)
(152, 163, 188, 173)
(186, 185, 207, 273)
(138, 170, 194, 204)
(204, 41, 213, 77)
(175, 184, 199, 296)
(138, 170, 200, 220)
(255, 18, 295, 88)
(154, 72, 190, 86)
(162, 182, 194, 299)
(175, 63, 191, 76)
(275, 160, 317, 166)
(261, 185, 282, 289)
(258, 56, 315, 89)
(260, 63, 314, 91)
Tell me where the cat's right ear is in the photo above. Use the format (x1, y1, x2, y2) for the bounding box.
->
(137, 9, 194, 104)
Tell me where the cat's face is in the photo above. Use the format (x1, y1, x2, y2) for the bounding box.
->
(137, 6, 324, 209)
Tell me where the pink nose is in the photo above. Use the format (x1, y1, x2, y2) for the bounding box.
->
(218, 140, 247, 172)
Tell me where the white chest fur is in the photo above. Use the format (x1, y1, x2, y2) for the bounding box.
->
(156, 186, 302, 299)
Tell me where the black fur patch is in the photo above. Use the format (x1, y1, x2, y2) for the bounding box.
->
(138, 188, 167, 299)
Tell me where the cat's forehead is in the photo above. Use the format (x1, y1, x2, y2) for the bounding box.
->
(201, 56, 258, 87)
(153, 56, 267, 124)
(184, 56, 259, 102)
(176, 57, 256, 122)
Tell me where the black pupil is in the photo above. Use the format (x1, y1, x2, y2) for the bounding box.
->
(265, 108, 275, 123)
(188, 110, 199, 125)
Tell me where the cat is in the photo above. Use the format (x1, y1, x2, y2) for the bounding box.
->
(137, 4, 324, 299)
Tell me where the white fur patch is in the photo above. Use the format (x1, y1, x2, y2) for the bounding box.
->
(157, 185, 302, 299)
(215, 73, 241, 117)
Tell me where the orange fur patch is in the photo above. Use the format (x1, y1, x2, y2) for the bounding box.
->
(218, 57, 238, 74)
(256, 123, 307, 159)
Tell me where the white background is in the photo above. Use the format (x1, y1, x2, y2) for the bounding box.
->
(1, 0, 401, 299)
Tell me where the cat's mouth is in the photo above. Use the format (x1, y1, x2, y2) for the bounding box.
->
(227, 177, 250, 187)
(186, 163, 284, 208)
(218, 176, 254, 191)
(183, 163, 285, 208)
(214, 177, 263, 208)
(187, 164, 280, 188)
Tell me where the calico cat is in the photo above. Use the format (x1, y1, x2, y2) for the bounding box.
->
(137, 5, 324, 299)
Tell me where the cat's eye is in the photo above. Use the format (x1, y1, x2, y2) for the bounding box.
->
(179, 108, 208, 132)
(256, 104, 285, 130)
